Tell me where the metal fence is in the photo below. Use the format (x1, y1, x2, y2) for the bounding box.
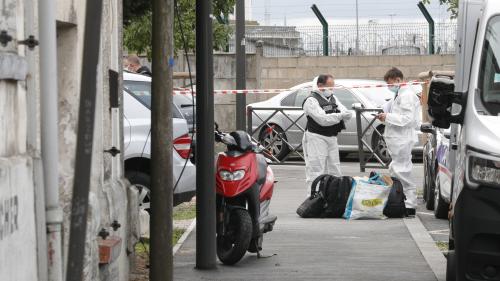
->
(228, 22, 457, 57)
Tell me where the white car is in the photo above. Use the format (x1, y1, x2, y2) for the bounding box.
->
(123, 72, 196, 210)
(248, 79, 424, 162)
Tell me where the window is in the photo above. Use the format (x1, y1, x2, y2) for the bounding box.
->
(294, 87, 312, 107)
(124, 80, 183, 118)
(478, 16, 500, 115)
(332, 88, 360, 108)
(281, 91, 297, 106)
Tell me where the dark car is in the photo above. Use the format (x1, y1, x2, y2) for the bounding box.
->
(420, 124, 451, 219)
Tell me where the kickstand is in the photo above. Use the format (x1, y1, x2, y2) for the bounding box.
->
(254, 240, 277, 259)
(255, 240, 262, 259)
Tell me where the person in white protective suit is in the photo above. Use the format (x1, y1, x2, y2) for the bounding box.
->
(376, 67, 421, 216)
(302, 74, 353, 196)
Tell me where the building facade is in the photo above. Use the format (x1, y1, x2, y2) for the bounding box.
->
(0, 0, 138, 280)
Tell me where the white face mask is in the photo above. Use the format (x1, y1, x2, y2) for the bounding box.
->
(322, 90, 333, 98)
(388, 85, 400, 94)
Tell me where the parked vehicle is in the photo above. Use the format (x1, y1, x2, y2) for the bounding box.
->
(248, 79, 424, 162)
(420, 124, 452, 219)
(123, 72, 196, 210)
(173, 93, 195, 133)
(214, 124, 277, 265)
(426, 1, 500, 280)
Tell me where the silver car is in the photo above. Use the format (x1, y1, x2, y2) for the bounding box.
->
(248, 79, 424, 161)
(123, 72, 196, 210)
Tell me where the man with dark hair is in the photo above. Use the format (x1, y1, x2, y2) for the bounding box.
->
(376, 67, 421, 216)
(302, 74, 352, 196)
(125, 54, 152, 76)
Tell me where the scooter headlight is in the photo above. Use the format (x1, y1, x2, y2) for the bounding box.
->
(219, 170, 246, 181)
(467, 151, 500, 187)
(232, 170, 246, 181)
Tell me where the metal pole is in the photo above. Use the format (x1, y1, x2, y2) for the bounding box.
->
(311, 4, 329, 56)
(65, 0, 103, 279)
(389, 14, 396, 46)
(236, 0, 246, 131)
(417, 2, 435, 55)
(150, 0, 174, 279)
(196, 0, 217, 270)
(38, 0, 63, 280)
(355, 0, 359, 54)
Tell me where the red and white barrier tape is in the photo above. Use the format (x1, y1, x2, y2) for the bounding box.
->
(173, 81, 427, 95)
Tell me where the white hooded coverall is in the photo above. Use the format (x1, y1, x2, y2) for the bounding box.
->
(303, 80, 352, 196)
(383, 86, 421, 208)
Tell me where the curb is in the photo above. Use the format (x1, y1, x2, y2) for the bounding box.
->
(404, 216, 446, 281)
(173, 219, 196, 256)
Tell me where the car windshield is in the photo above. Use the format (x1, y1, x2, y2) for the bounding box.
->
(354, 87, 394, 107)
(478, 15, 500, 115)
(124, 80, 183, 118)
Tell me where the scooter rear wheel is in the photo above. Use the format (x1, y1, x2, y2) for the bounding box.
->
(217, 209, 253, 265)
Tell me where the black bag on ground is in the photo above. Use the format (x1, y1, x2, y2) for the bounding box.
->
(296, 175, 329, 218)
(383, 178, 407, 218)
(320, 176, 353, 218)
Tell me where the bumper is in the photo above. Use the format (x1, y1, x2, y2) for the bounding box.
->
(453, 185, 500, 281)
(173, 159, 196, 198)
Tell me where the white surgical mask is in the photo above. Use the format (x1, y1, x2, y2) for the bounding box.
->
(388, 85, 400, 94)
(322, 90, 333, 98)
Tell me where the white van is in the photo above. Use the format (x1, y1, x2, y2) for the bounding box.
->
(427, 1, 500, 280)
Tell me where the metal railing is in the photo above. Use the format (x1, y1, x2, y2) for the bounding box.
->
(355, 108, 389, 172)
(227, 22, 457, 57)
(246, 106, 306, 164)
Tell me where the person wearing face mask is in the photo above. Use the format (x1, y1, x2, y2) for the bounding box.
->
(376, 67, 421, 217)
(302, 74, 352, 196)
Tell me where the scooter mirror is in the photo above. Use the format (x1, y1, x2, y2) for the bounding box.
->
(214, 122, 220, 132)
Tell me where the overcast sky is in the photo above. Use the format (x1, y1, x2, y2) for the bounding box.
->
(249, 0, 453, 26)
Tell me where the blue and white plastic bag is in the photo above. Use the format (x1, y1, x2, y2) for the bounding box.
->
(344, 176, 391, 220)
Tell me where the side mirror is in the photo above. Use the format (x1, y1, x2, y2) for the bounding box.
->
(420, 123, 436, 134)
(352, 103, 364, 110)
(215, 122, 220, 132)
(427, 76, 465, 128)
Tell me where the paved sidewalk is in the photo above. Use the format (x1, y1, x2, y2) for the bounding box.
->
(174, 164, 443, 281)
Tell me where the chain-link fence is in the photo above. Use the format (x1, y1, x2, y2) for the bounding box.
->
(228, 22, 457, 57)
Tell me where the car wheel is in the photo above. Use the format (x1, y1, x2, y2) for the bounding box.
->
(425, 164, 435, 210)
(372, 126, 391, 163)
(259, 124, 290, 161)
(446, 250, 456, 281)
(434, 177, 449, 219)
(423, 159, 428, 201)
(126, 171, 151, 214)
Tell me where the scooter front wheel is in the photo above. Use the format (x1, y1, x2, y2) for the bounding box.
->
(217, 208, 253, 265)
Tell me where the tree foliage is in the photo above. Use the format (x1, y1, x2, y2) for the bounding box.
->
(421, 0, 459, 18)
(123, 0, 236, 59)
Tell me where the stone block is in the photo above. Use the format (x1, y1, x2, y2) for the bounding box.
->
(399, 55, 422, 66)
(337, 56, 360, 67)
(297, 57, 319, 67)
(316, 56, 339, 67)
(420, 55, 442, 67)
(378, 56, 401, 67)
(277, 57, 298, 68)
(358, 56, 380, 66)
(442, 55, 456, 65)
(368, 66, 390, 79)
(260, 58, 279, 68)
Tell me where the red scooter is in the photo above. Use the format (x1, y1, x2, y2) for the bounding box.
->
(214, 124, 277, 265)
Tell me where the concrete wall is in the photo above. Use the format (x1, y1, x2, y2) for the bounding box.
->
(258, 54, 456, 90)
(0, 0, 38, 280)
(0, 0, 137, 280)
(56, 0, 137, 280)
